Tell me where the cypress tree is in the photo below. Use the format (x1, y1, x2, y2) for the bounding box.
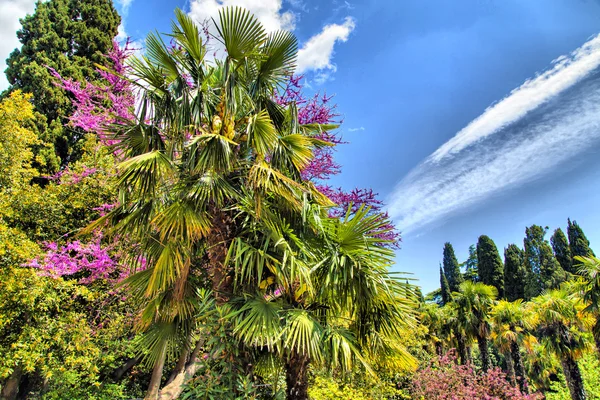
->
(440, 266, 451, 305)
(504, 244, 526, 301)
(476, 235, 505, 297)
(524, 225, 566, 299)
(551, 227, 573, 274)
(568, 219, 595, 272)
(3, 0, 121, 171)
(443, 242, 463, 293)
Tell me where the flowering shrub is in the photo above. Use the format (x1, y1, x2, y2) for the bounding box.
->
(410, 352, 541, 400)
(26, 232, 126, 284)
(51, 40, 136, 145)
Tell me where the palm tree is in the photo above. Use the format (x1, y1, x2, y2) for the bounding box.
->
(421, 303, 448, 356)
(454, 281, 497, 372)
(228, 206, 418, 399)
(531, 289, 589, 400)
(490, 300, 532, 392)
(88, 7, 417, 399)
(575, 255, 600, 358)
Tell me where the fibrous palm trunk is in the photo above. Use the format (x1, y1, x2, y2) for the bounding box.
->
(560, 355, 586, 400)
(206, 209, 235, 304)
(477, 334, 491, 372)
(511, 340, 528, 393)
(285, 351, 310, 400)
(457, 333, 469, 365)
(504, 350, 516, 387)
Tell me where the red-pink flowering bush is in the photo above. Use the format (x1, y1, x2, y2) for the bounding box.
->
(276, 76, 401, 247)
(410, 352, 541, 400)
(26, 232, 133, 284)
(51, 40, 136, 146)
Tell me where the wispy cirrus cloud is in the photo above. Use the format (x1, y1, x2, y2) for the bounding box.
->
(348, 126, 364, 132)
(387, 34, 600, 234)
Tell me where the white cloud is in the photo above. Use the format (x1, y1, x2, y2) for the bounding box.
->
(115, 0, 134, 42)
(348, 126, 364, 132)
(387, 34, 600, 234)
(296, 16, 355, 74)
(0, 0, 36, 91)
(189, 0, 295, 34)
(188, 0, 355, 78)
(431, 34, 600, 162)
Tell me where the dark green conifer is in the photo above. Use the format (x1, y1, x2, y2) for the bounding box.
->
(462, 244, 479, 282)
(551, 227, 573, 274)
(504, 244, 526, 301)
(3, 0, 121, 171)
(476, 235, 505, 297)
(440, 266, 451, 305)
(568, 218, 595, 272)
(524, 225, 566, 299)
(443, 242, 463, 293)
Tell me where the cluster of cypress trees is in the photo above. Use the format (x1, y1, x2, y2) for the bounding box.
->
(439, 219, 595, 304)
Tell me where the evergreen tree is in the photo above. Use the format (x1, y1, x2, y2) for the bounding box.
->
(440, 266, 451, 305)
(462, 244, 479, 282)
(443, 242, 463, 293)
(568, 218, 595, 271)
(504, 244, 526, 301)
(476, 235, 505, 297)
(523, 225, 566, 299)
(551, 227, 573, 274)
(3, 0, 120, 171)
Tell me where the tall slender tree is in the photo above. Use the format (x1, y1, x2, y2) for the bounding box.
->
(524, 225, 566, 299)
(477, 235, 505, 297)
(3, 0, 121, 170)
(552, 227, 573, 275)
(504, 244, 526, 302)
(462, 244, 479, 282)
(443, 242, 463, 293)
(568, 219, 595, 270)
(440, 265, 451, 305)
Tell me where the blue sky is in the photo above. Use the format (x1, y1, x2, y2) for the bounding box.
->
(3, 0, 600, 293)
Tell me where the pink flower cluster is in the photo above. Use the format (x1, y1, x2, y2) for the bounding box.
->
(26, 232, 126, 284)
(51, 40, 136, 145)
(277, 77, 401, 247)
(49, 166, 98, 184)
(410, 352, 541, 400)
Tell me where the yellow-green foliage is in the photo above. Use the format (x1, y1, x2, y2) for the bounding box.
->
(308, 375, 409, 400)
(3, 135, 118, 241)
(0, 91, 38, 193)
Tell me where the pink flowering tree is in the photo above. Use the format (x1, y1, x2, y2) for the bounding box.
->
(276, 75, 401, 247)
(51, 40, 136, 145)
(26, 231, 127, 284)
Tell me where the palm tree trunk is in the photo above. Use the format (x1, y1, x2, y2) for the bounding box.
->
(477, 334, 491, 372)
(511, 341, 528, 393)
(560, 355, 586, 400)
(145, 348, 167, 400)
(207, 209, 235, 304)
(504, 350, 516, 387)
(457, 333, 469, 365)
(0, 367, 22, 400)
(285, 351, 310, 400)
(435, 341, 443, 357)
